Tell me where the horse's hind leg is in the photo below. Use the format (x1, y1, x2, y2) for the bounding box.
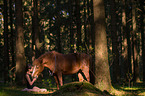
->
(78, 73, 84, 82)
(82, 66, 90, 82)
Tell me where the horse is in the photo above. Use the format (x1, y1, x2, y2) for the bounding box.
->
(32, 51, 91, 89)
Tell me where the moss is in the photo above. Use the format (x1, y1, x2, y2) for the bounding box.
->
(52, 81, 112, 96)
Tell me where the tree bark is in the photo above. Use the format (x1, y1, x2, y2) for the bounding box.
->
(109, 0, 121, 83)
(140, 0, 145, 82)
(125, 0, 132, 74)
(15, 0, 26, 85)
(132, 0, 140, 82)
(9, 0, 15, 77)
(69, 0, 74, 53)
(93, 0, 112, 91)
(75, 0, 81, 51)
(55, 0, 61, 53)
(32, 0, 42, 58)
(3, 0, 9, 83)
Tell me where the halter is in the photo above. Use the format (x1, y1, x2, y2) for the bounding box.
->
(32, 65, 36, 77)
(49, 55, 57, 76)
(53, 55, 57, 74)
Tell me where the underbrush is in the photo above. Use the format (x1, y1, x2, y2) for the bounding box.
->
(1, 82, 145, 96)
(52, 81, 111, 96)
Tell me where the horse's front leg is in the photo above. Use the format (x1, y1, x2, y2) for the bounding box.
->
(53, 75, 59, 90)
(57, 72, 63, 86)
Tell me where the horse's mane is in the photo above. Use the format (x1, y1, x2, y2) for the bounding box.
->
(33, 51, 58, 65)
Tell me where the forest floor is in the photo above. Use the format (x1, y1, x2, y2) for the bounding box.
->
(0, 81, 145, 96)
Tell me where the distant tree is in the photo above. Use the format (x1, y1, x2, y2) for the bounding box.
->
(55, 0, 61, 53)
(32, 0, 43, 58)
(109, 0, 121, 83)
(9, 0, 15, 75)
(69, 0, 74, 53)
(75, 0, 81, 51)
(15, 0, 26, 85)
(93, 0, 112, 91)
(140, 0, 145, 82)
(3, 0, 9, 83)
(125, 0, 132, 74)
(132, 0, 140, 82)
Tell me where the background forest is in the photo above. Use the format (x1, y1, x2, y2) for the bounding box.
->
(0, 0, 144, 95)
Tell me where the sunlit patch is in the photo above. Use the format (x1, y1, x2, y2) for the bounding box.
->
(32, 65, 36, 77)
(121, 87, 140, 90)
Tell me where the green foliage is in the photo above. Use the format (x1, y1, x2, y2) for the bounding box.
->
(42, 79, 53, 88)
(1, 82, 145, 96)
(126, 72, 133, 88)
(0, 0, 144, 92)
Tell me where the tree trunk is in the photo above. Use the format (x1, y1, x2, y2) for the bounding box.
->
(55, 0, 61, 53)
(15, 0, 26, 85)
(109, 0, 121, 83)
(89, 0, 95, 84)
(69, 0, 74, 53)
(125, 0, 132, 74)
(132, 0, 140, 82)
(9, 0, 15, 80)
(93, 0, 112, 91)
(140, 0, 145, 82)
(3, 0, 9, 83)
(121, 0, 128, 80)
(75, 0, 81, 51)
(32, 0, 42, 58)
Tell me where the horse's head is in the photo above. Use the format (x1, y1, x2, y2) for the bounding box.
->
(32, 59, 44, 78)
(32, 51, 56, 77)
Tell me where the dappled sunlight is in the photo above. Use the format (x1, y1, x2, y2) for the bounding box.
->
(110, 87, 128, 96)
(0, 0, 144, 96)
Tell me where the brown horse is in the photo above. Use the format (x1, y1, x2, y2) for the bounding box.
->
(32, 51, 91, 89)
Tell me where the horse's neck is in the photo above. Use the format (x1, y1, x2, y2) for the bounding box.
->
(43, 62, 55, 72)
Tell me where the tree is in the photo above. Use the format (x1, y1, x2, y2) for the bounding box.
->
(9, 0, 15, 80)
(3, 0, 9, 83)
(75, 0, 81, 51)
(55, 0, 61, 53)
(15, 0, 26, 85)
(32, 0, 42, 58)
(125, 0, 132, 74)
(93, 0, 112, 91)
(109, 0, 121, 83)
(140, 0, 145, 82)
(69, 0, 74, 53)
(132, 0, 140, 82)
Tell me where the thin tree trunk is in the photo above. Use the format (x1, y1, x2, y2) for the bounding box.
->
(83, 0, 88, 49)
(110, 0, 121, 83)
(89, 0, 95, 84)
(75, 0, 81, 51)
(15, 0, 26, 85)
(121, 0, 128, 80)
(69, 0, 74, 53)
(3, 0, 9, 83)
(55, 0, 61, 53)
(32, 0, 42, 58)
(9, 0, 15, 77)
(140, 0, 145, 82)
(132, 0, 140, 82)
(125, 0, 132, 74)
